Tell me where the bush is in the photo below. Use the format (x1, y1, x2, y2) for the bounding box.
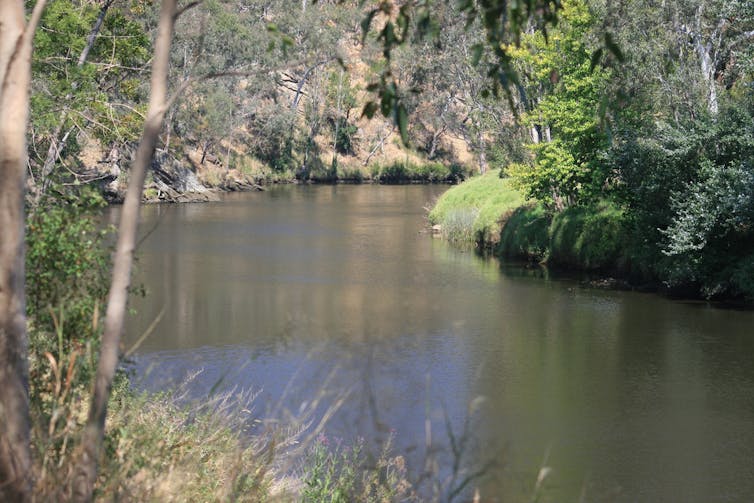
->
(375, 161, 409, 184)
(370, 161, 465, 184)
(25, 188, 116, 484)
(301, 435, 413, 503)
(26, 188, 112, 351)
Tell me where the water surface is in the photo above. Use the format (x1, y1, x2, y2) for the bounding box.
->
(120, 185, 754, 502)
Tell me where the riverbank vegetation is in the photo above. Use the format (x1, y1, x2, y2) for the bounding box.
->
(429, 170, 524, 244)
(429, 0, 754, 302)
(2, 0, 753, 499)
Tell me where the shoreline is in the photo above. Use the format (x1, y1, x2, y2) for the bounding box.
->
(429, 171, 754, 305)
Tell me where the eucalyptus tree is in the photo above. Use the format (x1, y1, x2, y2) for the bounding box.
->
(505, 0, 612, 208)
(72, 0, 192, 498)
(0, 2, 47, 499)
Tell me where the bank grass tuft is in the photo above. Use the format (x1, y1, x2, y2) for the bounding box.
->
(429, 170, 525, 245)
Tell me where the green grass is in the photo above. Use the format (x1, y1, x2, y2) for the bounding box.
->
(429, 170, 525, 245)
(429, 174, 632, 273)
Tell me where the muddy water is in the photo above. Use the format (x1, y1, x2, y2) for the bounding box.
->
(118, 185, 754, 502)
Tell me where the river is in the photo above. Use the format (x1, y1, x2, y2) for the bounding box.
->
(117, 184, 754, 502)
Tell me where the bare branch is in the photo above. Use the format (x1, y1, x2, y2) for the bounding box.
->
(175, 0, 202, 20)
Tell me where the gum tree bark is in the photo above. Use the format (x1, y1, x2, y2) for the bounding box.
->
(71, 0, 179, 500)
(0, 1, 47, 500)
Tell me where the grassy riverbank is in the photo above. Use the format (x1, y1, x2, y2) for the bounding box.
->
(428, 170, 524, 244)
(430, 172, 754, 301)
(429, 171, 634, 275)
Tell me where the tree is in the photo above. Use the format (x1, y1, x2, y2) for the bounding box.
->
(70, 0, 183, 499)
(506, 0, 611, 208)
(29, 0, 151, 196)
(0, 1, 47, 500)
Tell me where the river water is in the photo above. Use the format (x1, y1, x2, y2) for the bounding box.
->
(118, 184, 754, 502)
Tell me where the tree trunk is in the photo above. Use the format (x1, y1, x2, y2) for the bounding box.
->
(0, 1, 47, 500)
(476, 127, 487, 175)
(70, 0, 178, 500)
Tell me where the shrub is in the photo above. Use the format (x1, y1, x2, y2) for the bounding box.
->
(376, 161, 409, 184)
(301, 435, 414, 503)
(26, 188, 112, 351)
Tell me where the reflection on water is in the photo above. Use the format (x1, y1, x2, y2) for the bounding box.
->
(121, 185, 754, 502)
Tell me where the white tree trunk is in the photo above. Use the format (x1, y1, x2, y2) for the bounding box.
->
(0, 1, 47, 500)
(71, 0, 178, 500)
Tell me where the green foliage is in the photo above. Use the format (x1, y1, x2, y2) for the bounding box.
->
(375, 161, 409, 183)
(441, 208, 480, 243)
(31, 0, 150, 154)
(248, 108, 298, 172)
(507, 0, 611, 207)
(302, 436, 360, 503)
(371, 160, 464, 184)
(358, 0, 565, 144)
(327, 71, 359, 155)
(659, 159, 754, 298)
(337, 167, 365, 183)
(334, 118, 359, 155)
(612, 88, 754, 297)
(26, 189, 112, 348)
(25, 188, 115, 469)
(548, 201, 629, 271)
